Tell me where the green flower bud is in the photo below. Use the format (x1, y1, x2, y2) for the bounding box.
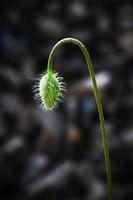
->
(34, 71, 65, 110)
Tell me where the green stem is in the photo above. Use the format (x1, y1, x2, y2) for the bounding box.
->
(47, 38, 113, 200)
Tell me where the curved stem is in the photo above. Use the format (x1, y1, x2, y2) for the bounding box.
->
(47, 38, 112, 200)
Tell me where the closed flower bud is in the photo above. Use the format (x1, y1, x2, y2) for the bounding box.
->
(34, 72, 65, 110)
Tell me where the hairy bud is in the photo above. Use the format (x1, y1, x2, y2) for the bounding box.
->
(34, 72, 65, 110)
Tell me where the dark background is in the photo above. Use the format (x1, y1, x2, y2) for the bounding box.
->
(0, 0, 133, 199)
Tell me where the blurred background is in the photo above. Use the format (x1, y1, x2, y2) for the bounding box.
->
(0, 0, 133, 199)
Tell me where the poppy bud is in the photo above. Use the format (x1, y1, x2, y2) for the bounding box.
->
(34, 72, 65, 110)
